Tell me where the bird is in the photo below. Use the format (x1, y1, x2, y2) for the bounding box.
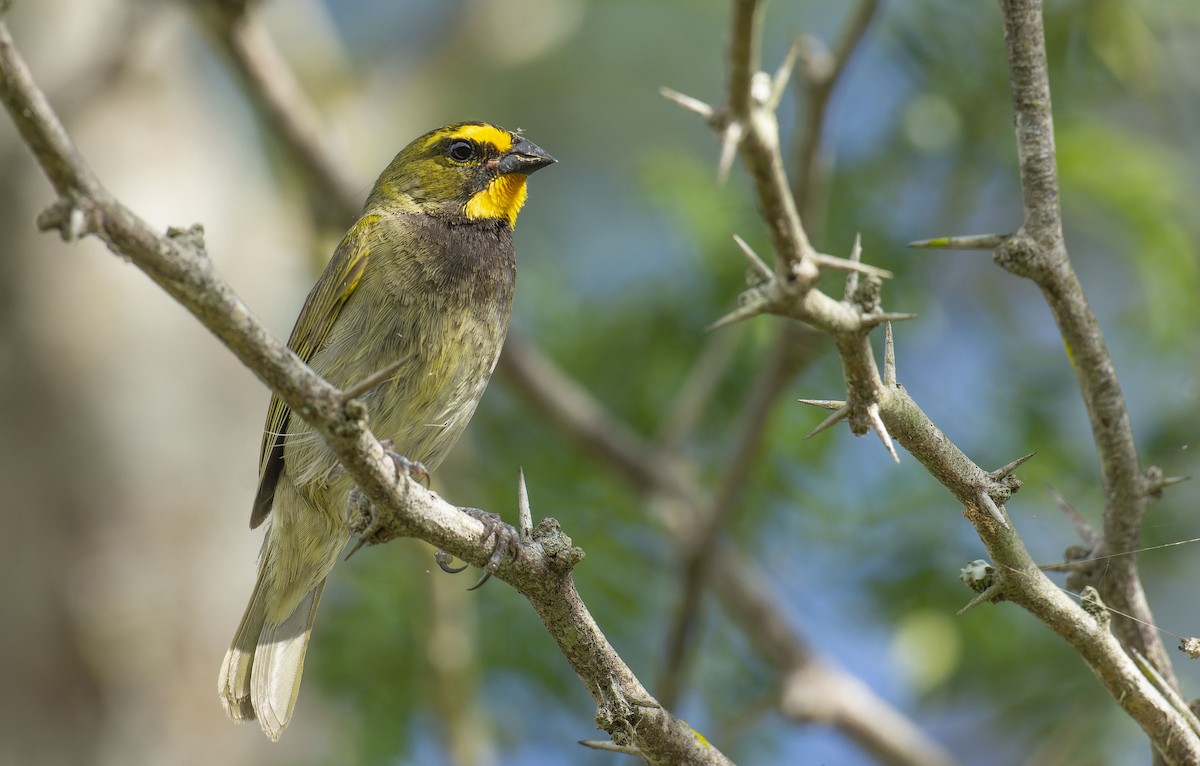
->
(218, 121, 555, 741)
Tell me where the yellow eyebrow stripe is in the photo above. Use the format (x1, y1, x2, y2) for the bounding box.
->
(442, 123, 514, 152)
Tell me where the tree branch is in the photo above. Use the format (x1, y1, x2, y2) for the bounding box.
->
(659, 0, 1200, 760)
(993, 0, 1173, 690)
(187, 0, 360, 229)
(728, 0, 818, 286)
(790, 0, 881, 226)
(657, 322, 818, 709)
(658, 0, 881, 709)
(710, 546, 962, 766)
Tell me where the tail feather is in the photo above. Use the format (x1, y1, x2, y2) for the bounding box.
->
(250, 581, 327, 742)
(220, 472, 348, 740)
(218, 567, 328, 741)
(218, 571, 270, 722)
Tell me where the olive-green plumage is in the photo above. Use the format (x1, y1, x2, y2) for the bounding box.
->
(218, 121, 554, 741)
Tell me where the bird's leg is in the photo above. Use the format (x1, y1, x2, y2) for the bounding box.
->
(344, 440, 429, 559)
(435, 508, 521, 590)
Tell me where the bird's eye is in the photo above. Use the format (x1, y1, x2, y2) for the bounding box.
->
(447, 141, 475, 162)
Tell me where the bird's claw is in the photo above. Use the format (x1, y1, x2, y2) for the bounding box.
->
(435, 507, 521, 590)
(434, 548, 468, 574)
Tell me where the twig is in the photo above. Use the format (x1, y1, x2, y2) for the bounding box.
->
(995, 0, 1173, 690)
(658, 322, 818, 708)
(1046, 483, 1098, 547)
(189, 4, 361, 229)
(727, 0, 818, 284)
(656, 3, 891, 702)
(790, 0, 882, 225)
(657, 324, 746, 449)
(713, 547, 962, 766)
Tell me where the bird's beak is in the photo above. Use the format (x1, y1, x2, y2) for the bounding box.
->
(497, 137, 556, 176)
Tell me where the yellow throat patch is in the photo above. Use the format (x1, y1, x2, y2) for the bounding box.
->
(465, 174, 529, 228)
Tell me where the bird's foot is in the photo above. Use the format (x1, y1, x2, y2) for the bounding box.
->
(435, 507, 521, 590)
(344, 442, 429, 560)
(377, 439, 429, 486)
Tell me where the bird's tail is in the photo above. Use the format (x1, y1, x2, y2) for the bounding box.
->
(218, 544, 329, 742)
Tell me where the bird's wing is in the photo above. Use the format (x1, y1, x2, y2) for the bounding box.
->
(249, 214, 378, 529)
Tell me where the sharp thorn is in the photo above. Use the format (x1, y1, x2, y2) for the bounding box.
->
(1148, 474, 1191, 494)
(797, 398, 847, 411)
(975, 487, 1009, 528)
(1046, 483, 1097, 545)
(659, 87, 714, 120)
(991, 451, 1037, 479)
(768, 34, 804, 109)
(627, 693, 661, 709)
(804, 404, 850, 440)
(732, 234, 775, 281)
(812, 253, 893, 279)
(862, 312, 918, 327)
(867, 402, 899, 463)
(706, 298, 767, 331)
(579, 740, 643, 755)
(957, 581, 1003, 616)
(908, 233, 1012, 250)
(517, 467, 533, 540)
(717, 122, 743, 184)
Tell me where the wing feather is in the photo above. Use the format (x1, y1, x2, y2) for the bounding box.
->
(249, 215, 378, 528)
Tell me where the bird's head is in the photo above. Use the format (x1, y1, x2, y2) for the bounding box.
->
(370, 121, 555, 228)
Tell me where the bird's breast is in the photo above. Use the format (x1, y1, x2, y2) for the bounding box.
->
(291, 213, 516, 481)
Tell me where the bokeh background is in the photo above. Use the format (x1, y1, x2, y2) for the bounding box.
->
(2, 0, 1199, 764)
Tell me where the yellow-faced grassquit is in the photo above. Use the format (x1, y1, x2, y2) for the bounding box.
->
(218, 121, 555, 741)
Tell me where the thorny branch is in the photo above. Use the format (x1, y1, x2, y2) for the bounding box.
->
(660, 0, 1200, 763)
(0, 19, 730, 766)
(790, 0, 881, 226)
(657, 0, 882, 712)
(994, 0, 1176, 692)
(189, 1, 360, 231)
